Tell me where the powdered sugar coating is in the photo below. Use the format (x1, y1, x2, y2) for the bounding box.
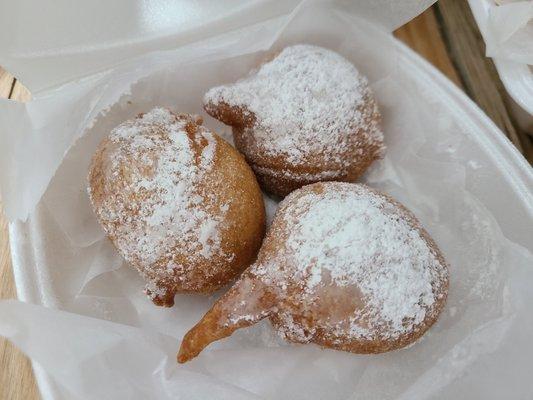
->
(88, 108, 234, 299)
(255, 182, 448, 342)
(177, 183, 448, 362)
(204, 44, 384, 167)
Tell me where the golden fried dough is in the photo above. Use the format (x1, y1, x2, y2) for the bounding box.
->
(178, 182, 448, 362)
(88, 108, 265, 307)
(204, 44, 384, 197)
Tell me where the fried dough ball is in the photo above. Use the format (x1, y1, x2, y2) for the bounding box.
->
(88, 108, 265, 307)
(178, 182, 448, 362)
(204, 44, 384, 197)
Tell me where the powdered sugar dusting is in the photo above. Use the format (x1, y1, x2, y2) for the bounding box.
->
(261, 183, 447, 341)
(204, 44, 384, 166)
(88, 108, 232, 296)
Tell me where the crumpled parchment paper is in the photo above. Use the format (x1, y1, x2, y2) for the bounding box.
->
(482, 0, 533, 64)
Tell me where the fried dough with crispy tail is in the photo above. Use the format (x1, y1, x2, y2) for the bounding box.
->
(178, 182, 448, 363)
(88, 108, 265, 307)
(204, 44, 385, 197)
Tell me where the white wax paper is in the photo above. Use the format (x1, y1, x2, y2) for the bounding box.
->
(0, 0, 435, 223)
(481, 0, 533, 64)
(0, 0, 433, 94)
(1, 0, 533, 399)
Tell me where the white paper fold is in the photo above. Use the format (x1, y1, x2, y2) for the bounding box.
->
(0, 0, 435, 94)
(481, 1, 533, 64)
(0, 0, 436, 222)
(0, 8, 293, 222)
(0, 0, 434, 223)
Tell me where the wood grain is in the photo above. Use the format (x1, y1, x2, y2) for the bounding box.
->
(0, 69, 15, 98)
(434, 0, 532, 161)
(394, 8, 462, 88)
(0, 69, 40, 400)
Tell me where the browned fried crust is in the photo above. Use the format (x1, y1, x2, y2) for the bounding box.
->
(178, 182, 448, 362)
(88, 112, 266, 307)
(204, 81, 383, 198)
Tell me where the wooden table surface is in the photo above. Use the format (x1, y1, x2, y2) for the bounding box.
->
(1, 2, 531, 399)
